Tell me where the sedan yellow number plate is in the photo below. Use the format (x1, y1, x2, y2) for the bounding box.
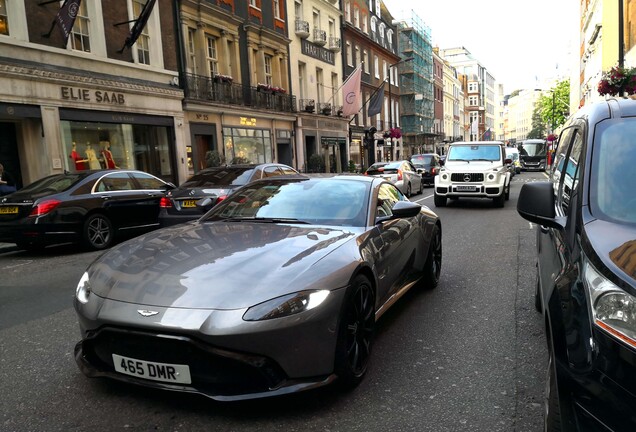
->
(181, 200, 197, 208)
(112, 354, 192, 384)
(0, 206, 18, 214)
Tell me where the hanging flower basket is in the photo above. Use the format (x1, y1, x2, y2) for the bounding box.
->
(546, 134, 558, 142)
(257, 83, 286, 94)
(389, 127, 402, 139)
(597, 66, 636, 96)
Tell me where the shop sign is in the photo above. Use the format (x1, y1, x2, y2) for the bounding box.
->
(240, 117, 257, 126)
(301, 40, 335, 65)
(60, 86, 126, 105)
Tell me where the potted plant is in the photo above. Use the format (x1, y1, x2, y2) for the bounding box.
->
(213, 74, 233, 83)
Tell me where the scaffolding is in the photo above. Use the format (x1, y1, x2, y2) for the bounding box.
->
(393, 10, 434, 153)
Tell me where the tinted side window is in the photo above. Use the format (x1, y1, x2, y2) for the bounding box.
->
(376, 183, 405, 217)
(279, 166, 298, 175)
(262, 166, 283, 177)
(131, 172, 166, 190)
(96, 172, 135, 192)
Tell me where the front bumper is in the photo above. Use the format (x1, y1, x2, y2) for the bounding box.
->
(74, 288, 347, 400)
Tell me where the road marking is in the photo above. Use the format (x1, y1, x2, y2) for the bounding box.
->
(413, 194, 433, 202)
(529, 222, 534, 229)
(2, 260, 34, 269)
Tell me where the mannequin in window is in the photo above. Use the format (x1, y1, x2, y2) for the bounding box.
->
(85, 143, 102, 170)
(100, 142, 118, 169)
(70, 142, 87, 171)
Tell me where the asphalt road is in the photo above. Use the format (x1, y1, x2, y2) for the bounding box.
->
(0, 171, 549, 432)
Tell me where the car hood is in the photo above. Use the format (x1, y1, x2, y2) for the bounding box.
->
(88, 222, 358, 309)
(444, 161, 503, 171)
(585, 219, 636, 284)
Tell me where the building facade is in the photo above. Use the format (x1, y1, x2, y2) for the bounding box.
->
(0, 0, 184, 187)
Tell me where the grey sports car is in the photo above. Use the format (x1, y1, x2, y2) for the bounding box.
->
(74, 174, 442, 401)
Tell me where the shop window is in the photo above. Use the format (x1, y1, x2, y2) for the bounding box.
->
(0, 0, 8, 35)
(60, 121, 173, 180)
(223, 127, 272, 164)
(70, 1, 90, 52)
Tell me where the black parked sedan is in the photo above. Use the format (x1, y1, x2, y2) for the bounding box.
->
(159, 163, 298, 227)
(0, 170, 174, 251)
(517, 97, 636, 431)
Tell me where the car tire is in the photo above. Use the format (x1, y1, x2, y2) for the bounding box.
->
(335, 274, 375, 389)
(493, 193, 505, 208)
(418, 180, 423, 195)
(406, 183, 412, 198)
(434, 193, 447, 207)
(545, 352, 563, 432)
(419, 224, 441, 289)
(83, 213, 114, 251)
(505, 184, 510, 201)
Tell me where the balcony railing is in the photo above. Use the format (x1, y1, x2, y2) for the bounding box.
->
(295, 20, 310, 38)
(313, 29, 327, 46)
(328, 37, 341, 52)
(184, 73, 296, 113)
(318, 102, 332, 115)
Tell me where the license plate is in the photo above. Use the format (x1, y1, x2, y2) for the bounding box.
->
(112, 354, 192, 384)
(456, 185, 477, 192)
(181, 200, 197, 208)
(0, 206, 18, 214)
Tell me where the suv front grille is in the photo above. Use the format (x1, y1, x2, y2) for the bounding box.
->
(451, 173, 484, 182)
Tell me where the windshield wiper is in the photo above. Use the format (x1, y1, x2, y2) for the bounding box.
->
(472, 158, 494, 162)
(450, 158, 470, 162)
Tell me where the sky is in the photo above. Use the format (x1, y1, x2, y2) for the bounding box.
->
(382, 0, 578, 94)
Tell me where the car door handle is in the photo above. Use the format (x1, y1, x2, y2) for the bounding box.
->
(100, 195, 111, 200)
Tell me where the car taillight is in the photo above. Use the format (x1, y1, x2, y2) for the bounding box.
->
(28, 199, 61, 217)
(431, 167, 437, 175)
(216, 195, 227, 204)
(159, 197, 173, 208)
(397, 169, 403, 181)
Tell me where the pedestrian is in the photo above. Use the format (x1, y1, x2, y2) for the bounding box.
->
(0, 163, 16, 196)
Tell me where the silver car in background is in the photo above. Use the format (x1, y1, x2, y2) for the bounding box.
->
(365, 160, 423, 197)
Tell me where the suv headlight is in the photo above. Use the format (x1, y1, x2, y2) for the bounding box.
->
(76, 271, 91, 304)
(584, 260, 636, 347)
(243, 290, 330, 321)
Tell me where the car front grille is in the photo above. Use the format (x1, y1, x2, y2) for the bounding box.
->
(81, 327, 287, 396)
(451, 173, 484, 182)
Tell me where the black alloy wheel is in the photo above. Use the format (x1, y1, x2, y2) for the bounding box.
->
(83, 213, 114, 250)
(420, 224, 441, 289)
(335, 275, 375, 388)
(418, 180, 423, 195)
(406, 183, 412, 198)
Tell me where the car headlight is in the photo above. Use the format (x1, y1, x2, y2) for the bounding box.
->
(487, 173, 496, 181)
(441, 173, 449, 181)
(243, 290, 330, 321)
(76, 271, 91, 304)
(584, 260, 636, 347)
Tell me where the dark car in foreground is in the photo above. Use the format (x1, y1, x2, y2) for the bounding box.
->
(410, 153, 442, 186)
(517, 97, 636, 431)
(159, 163, 298, 227)
(0, 170, 174, 251)
(74, 174, 442, 401)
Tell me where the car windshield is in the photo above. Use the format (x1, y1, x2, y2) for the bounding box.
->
(180, 167, 255, 188)
(365, 164, 388, 175)
(411, 155, 432, 165)
(520, 142, 546, 156)
(591, 118, 636, 224)
(205, 178, 370, 227)
(447, 145, 501, 161)
(18, 174, 82, 194)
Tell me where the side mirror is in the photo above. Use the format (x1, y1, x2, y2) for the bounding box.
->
(517, 182, 564, 229)
(391, 200, 422, 218)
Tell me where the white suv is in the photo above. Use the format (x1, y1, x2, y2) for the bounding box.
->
(434, 141, 511, 208)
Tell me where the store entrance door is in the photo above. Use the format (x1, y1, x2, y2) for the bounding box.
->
(190, 123, 217, 174)
(0, 122, 23, 190)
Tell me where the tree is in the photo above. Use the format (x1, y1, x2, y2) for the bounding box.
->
(538, 79, 570, 133)
(527, 104, 547, 138)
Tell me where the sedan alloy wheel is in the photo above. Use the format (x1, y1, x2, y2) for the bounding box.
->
(83, 214, 114, 250)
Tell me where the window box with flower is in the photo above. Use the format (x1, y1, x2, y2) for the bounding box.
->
(213, 74, 233, 83)
(257, 83, 287, 94)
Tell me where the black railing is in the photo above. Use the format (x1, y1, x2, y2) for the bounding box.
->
(318, 102, 332, 115)
(184, 74, 296, 113)
(300, 99, 315, 113)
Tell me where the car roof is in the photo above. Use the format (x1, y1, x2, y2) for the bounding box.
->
(450, 141, 504, 146)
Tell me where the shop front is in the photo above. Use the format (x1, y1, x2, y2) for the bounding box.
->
(0, 65, 185, 187)
(296, 116, 349, 173)
(184, 109, 295, 174)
